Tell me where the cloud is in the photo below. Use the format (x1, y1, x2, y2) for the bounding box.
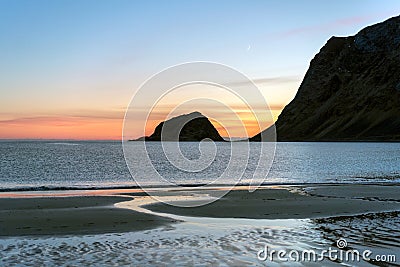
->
(0, 95, 285, 139)
(0, 110, 125, 127)
(0, 116, 93, 127)
(126, 102, 284, 118)
(227, 76, 301, 86)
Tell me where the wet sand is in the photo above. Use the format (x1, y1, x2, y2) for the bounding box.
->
(0, 196, 178, 236)
(0, 184, 399, 237)
(143, 185, 400, 219)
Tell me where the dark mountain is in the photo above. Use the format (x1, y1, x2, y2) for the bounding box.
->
(134, 111, 224, 141)
(252, 15, 400, 142)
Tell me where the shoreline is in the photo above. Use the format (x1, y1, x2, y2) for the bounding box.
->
(0, 184, 399, 237)
(0, 181, 399, 194)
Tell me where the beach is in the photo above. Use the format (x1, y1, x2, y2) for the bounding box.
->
(0, 195, 178, 236)
(1, 184, 399, 236)
(141, 184, 400, 220)
(0, 184, 399, 266)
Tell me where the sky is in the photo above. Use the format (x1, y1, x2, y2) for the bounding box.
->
(0, 0, 399, 139)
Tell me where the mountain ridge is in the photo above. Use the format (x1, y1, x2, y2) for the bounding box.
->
(251, 15, 400, 142)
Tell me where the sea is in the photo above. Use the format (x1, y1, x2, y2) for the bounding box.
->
(0, 141, 399, 266)
(0, 140, 399, 191)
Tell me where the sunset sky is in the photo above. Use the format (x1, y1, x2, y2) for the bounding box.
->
(1, 0, 399, 139)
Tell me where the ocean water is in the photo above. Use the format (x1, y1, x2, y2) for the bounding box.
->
(0, 141, 399, 266)
(0, 141, 399, 191)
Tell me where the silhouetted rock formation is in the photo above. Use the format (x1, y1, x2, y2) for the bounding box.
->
(134, 112, 224, 141)
(252, 15, 400, 141)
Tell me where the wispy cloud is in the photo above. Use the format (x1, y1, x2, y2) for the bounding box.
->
(227, 76, 301, 86)
(0, 110, 125, 140)
(0, 116, 106, 127)
(126, 102, 284, 118)
(0, 96, 285, 139)
(0, 109, 125, 126)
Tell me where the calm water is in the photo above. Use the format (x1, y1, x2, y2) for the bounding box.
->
(0, 141, 399, 190)
(0, 141, 399, 266)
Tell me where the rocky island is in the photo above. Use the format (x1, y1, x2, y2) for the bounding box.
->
(252, 15, 400, 141)
(133, 111, 225, 142)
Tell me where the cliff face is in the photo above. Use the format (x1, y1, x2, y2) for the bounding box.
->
(252, 15, 400, 142)
(143, 112, 224, 141)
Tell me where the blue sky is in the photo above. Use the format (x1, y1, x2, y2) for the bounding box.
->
(0, 0, 399, 139)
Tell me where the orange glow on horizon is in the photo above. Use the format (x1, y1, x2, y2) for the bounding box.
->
(0, 116, 123, 140)
(0, 109, 282, 140)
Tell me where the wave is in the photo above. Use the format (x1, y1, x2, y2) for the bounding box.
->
(349, 174, 400, 181)
(0, 184, 143, 192)
(46, 142, 81, 146)
(0, 180, 398, 192)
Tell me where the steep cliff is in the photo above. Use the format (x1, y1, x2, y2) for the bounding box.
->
(252, 15, 400, 141)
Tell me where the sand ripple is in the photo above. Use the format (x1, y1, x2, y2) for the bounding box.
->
(2, 212, 398, 266)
